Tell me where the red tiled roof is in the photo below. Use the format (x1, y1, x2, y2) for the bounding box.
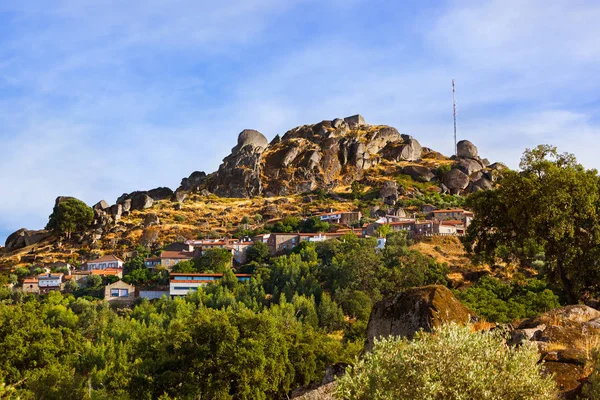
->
(389, 221, 416, 226)
(159, 251, 194, 260)
(441, 220, 464, 226)
(432, 209, 465, 213)
(91, 268, 122, 276)
(89, 255, 124, 263)
(23, 278, 38, 284)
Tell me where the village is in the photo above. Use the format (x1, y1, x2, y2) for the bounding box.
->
(10, 205, 473, 304)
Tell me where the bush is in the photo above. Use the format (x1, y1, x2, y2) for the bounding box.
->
(455, 276, 560, 323)
(336, 323, 555, 400)
(173, 214, 186, 223)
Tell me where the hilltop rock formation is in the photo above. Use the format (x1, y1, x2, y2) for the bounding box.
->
(365, 285, 475, 351)
(210, 129, 269, 197)
(202, 115, 432, 197)
(5, 228, 52, 252)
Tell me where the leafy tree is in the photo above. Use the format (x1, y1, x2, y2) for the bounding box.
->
(246, 241, 271, 264)
(317, 293, 345, 332)
(123, 267, 150, 285)
(455, 276, 560, 323)
(86, 275, 102, 288)
(336, 323, 556, 400)
(63, 279, 79, 293)
(194, 248, 232, 273)
(300, 217, 330, 233)
(463, 145, 600, 302)
(170, 260, 196, 273)
(375, 223, 392, 238)
(350, 181, 365, 199)
(13, 267, 30, 278)
(46, 198, 94, 239)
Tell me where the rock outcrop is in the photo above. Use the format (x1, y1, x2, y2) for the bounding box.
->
(402, 165, 434, 182)
(210, 129, 269, 197)
(365, 285, 475, 351)
(130, 193, 154, 211)
(5, 228, 52, 252)
(442, 169, 470, 194)
(457, 140, 478, 159)
(510, 305, 600, 398)
(205, 115, 430, 197)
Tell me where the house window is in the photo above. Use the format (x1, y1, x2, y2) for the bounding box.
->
(100, 263, 107, 269)
(119, 289, 129, 297)
(111, 289, 119, 297)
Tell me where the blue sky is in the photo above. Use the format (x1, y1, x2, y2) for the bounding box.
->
(1, 0, 600, 244)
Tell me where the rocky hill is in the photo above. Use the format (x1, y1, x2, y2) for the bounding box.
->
(1, 114, 505, 265)
(179, 114, 504, 198)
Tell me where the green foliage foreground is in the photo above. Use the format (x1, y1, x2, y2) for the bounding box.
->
(0, 290, 347, 400)
(336, 323, 556, 400)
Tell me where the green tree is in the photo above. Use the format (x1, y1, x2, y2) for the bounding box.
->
(245, 241, 271, 264)
(46, 198, 94, 239)
(375, 223, 392, 238)
(336, 323, 556, 400)
(463, 145, 600, 302)
(350, 181, 365, 199)
(194, 248, 232, 273)
(300, 217, 330, 233)
(317, 293, 345, 332)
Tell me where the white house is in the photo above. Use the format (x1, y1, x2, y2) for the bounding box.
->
(86, 255, 124, 271)
(37, 273, 63, 293)
(169, 273, 252, 297)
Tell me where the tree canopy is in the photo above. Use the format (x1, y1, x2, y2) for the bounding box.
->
(463, 145, 600, 302)
(46, 198, 94, 239)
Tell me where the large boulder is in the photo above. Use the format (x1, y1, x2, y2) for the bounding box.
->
(343, 114, 366, 128)
(365, 285, 475, 351)
(456, 140, 478, 159)
(380, 180, 399, 205)
(379, 138, 422, 162)
(130, 193, 154, 210)
(93, 200, 110, 211)
(171, 190, 187, 203)
(5, 228, 52, 252)
(511, 305, 600, 398)
(110, 204, 122, 221)
(180, 171, 207, 192)
(147, 187, 173, 201)
(210, 130, 268, 197)
(232, 129, 268, 153)
(442, 169, 470, 193)
(402, 165, 434, 182)
(143, 213, 160, 227)
(455, 158, 484, 175)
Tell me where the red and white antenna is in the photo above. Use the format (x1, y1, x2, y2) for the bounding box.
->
(452, 79, 457, 156)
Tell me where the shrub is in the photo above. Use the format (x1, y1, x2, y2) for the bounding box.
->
(173, 214, 186, 223)
(336, 323, 556, 400)
(455, 276, 560, 323)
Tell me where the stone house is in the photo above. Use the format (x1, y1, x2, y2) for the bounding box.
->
(104, 280, 136, 305)
(22, 278, 39, 294)
(145, 250, 194, 270)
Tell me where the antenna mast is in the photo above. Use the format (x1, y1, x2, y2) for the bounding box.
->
(452, 79, 457, 156)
